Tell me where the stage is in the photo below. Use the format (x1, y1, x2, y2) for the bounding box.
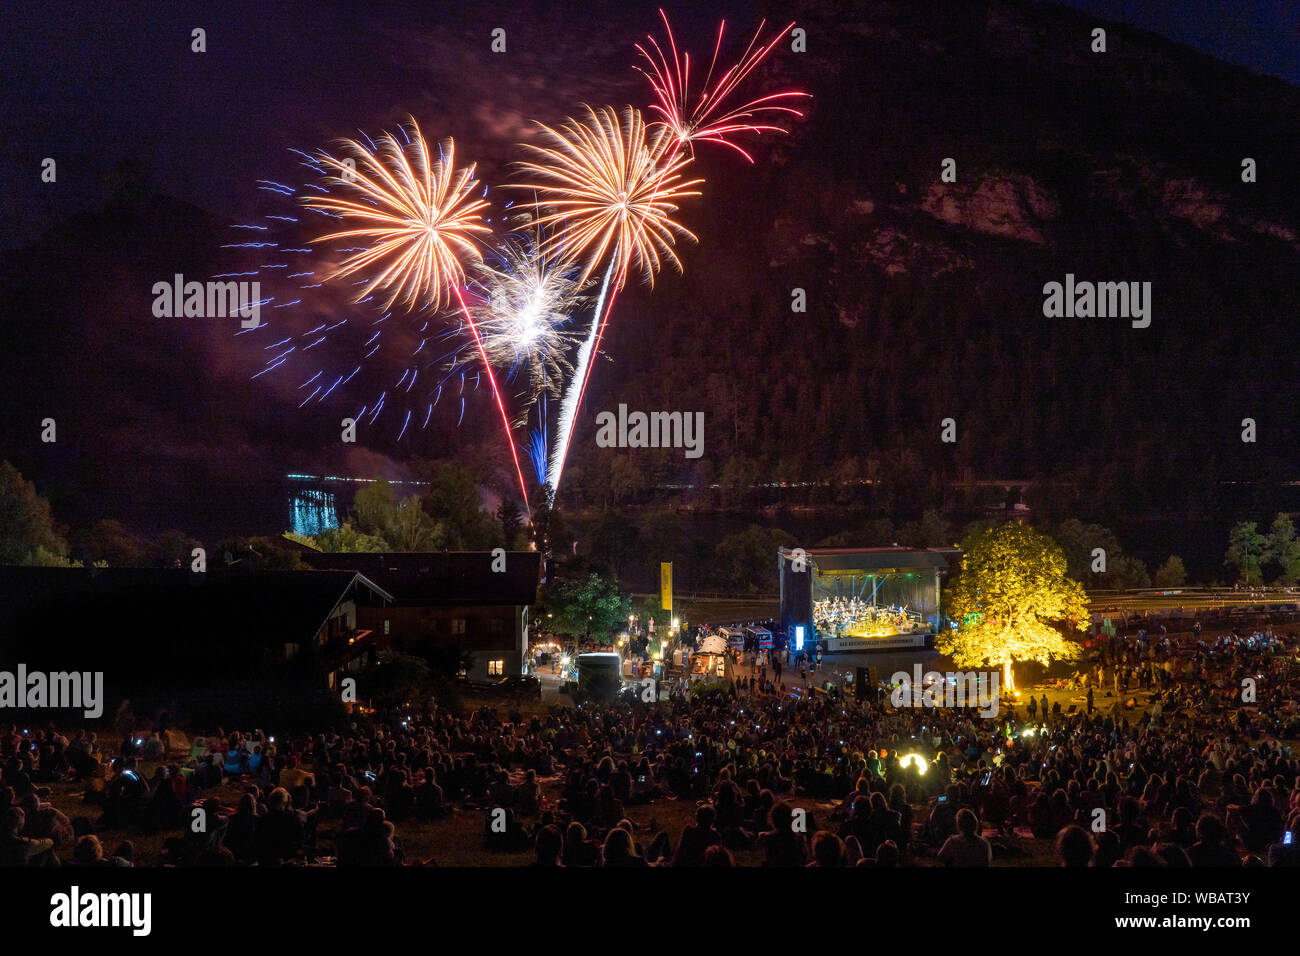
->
(778, 546, 959, 653)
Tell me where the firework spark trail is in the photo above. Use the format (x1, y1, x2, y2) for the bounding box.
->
(635, 10, 809, 162)
(518, 106, 702, 493)
(548, 254, 632, 491)
(451, 283, 532, 515)
(526, 393, 550, 485)
(548, 256, 614, 489)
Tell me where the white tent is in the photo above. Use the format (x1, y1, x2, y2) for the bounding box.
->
(697, 634, 728, 656)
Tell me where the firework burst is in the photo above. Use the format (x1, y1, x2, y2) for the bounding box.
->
(468, 233, 587, 409)
(232, 16, 802, 513)
(302, 121, 530, 509)
(302, 121, 491, 312)
(514, 106, 701, 491)
(515, 106, 703, 287)
(635, 10, 809, 161)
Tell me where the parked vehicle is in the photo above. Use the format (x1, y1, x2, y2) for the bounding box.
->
(460, 674, 542, 699)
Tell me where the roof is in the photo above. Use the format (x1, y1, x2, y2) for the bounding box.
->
(0, 566, 391, 649)
(778, 546, 957, 572)
(298, 551, 541, 606)
(697, 635, 728, 656)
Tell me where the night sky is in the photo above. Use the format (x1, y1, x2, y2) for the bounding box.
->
(4, 1, 1296, 250)
(2, 0, 1298, 551)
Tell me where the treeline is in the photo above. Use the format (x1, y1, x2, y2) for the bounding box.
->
(569, 507, 1201, 597)
(0, 460, 528, 570)
(3, 455, 1294, 599)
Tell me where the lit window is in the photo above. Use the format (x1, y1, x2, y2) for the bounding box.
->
(488, 660, 504, 676)
(451, 618, 467, 635)
(383, 620, 390, 635)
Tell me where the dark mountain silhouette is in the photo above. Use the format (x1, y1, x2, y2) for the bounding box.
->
(1, 0, 1297, 569)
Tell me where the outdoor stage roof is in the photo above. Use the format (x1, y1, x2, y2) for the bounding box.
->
(778, 546, 958, 572)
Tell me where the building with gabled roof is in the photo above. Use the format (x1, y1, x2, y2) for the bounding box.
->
(296, 551, 542, 682)
(0, 565, 393, 724)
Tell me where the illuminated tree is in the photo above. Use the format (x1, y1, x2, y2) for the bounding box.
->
(0, 461, 72, 566)
(538, 573, 632, 643)
(355, 478, 444, 551)
(939, 522, 1089, 693)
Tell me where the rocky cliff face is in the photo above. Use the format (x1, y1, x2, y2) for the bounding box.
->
(921, 172, 1060, 245)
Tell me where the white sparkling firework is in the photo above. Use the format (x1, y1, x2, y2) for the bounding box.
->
(468, 234, 588, 409)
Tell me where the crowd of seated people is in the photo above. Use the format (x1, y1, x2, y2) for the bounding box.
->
(3, 626, 1300, 866)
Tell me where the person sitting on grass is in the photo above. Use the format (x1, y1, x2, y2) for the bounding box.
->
(0, 807, 55, 867)
(937, 808, 991, 867)
(413, 769, 446, 819)
(254, 786, 304, 866)
(1054, 824, 1094, 867)
(18, 792, 74, 850)
(602, 826, 649, 867)
(562, 821, 600, 867)
(670, 803, 722, 867)
(529, 824, 563, 868)
(758, 801, 809, 867)
(71, 834, 129, 867)
(806, 831, 845, 867)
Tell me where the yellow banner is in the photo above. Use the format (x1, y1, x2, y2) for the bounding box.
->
(660, 562, 672, 612)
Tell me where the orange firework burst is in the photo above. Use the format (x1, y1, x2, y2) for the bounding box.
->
(303, 121, 490, 311)
(635, 10, 809, 161)
(514, 106, 703, 287)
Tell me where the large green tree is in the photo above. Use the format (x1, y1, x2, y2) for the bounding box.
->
(713, 525, 794, 593)
(1054, 518, 1122, 589)
(76, 518, 145, 567)
(496, 500, 526, 551)
(898, 508, 953, 548)
(0, 461, 72, 566)
(1110, 554, 1151, 590)
(1153, 555, 1188, 588)
(422, 463, 503, 550)
(940, 522, 1089, 693)
(354, 478, 443, 551)
(358, 651, 433, 711)
(539, 573, 632, 644)
(1264, 514, 1300, 585)
(1225, 521, 1266, 585)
